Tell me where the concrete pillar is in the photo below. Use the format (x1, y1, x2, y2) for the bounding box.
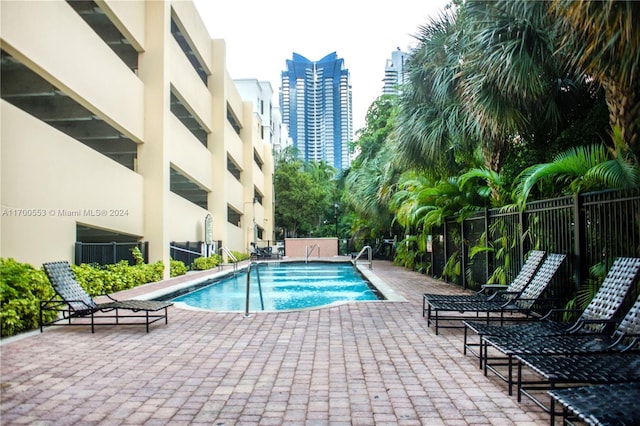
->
(137, 1, 171, 278)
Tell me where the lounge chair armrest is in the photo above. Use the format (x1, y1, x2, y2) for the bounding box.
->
(567, 317, 621, 334)
(44, 298, 95, 310)
(480, 284, 508, 290)
(40, 299, 68, 309)
(492, 290, 520, 298)
(96, 293, 121, 302)
(581, 318, 620, 325)
(486, 290, 520, 301)
(500, 291, 538, 308)
(611, 334, 640, 352)
(539, 307, 583, 321)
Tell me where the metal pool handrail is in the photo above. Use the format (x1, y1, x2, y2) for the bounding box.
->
(244, 261, 264, 317)
(219, 246, 238, 272)
(305, 244, 320, 263)
(352, 246, 373, 269)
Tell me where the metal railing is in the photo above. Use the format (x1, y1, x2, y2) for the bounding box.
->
(170, 241, 203, 266)
(352, 245, 373, 269)
(75, 241, 148, 266)
(305, 244, 320, 263)
(219, 246, 239, 272)
(244, 261, 264, 317)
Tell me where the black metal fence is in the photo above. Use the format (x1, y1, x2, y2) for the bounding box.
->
(169, 241, 204, 266)
(74, 241, 148, 266)
(426, 189, 640, 306)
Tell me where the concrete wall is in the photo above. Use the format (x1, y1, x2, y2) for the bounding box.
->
(0, 0, 275, 274)
(284, 238, 339, 258)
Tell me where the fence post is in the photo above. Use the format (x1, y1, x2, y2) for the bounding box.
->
(75, 242, 82, 265)
(573, 194, 586, 290)
(519, 208, 527, 265)
(484, 208, 490, 284)
(143, 241, 149, 263)
(460, 220, 467, 289)
(443, 221, 449, 283)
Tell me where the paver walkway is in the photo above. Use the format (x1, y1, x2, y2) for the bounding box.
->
(0, 260, 548, 425)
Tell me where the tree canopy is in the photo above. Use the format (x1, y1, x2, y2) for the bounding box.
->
(274, 0, 639, 265)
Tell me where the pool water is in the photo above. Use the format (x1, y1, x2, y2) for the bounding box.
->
(169, 262, 384, 311)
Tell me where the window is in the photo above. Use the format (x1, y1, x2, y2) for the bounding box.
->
(170, 13, 207, 84)
(227, 156, 241, 181)
(254, 189, 263, 206)
(67, 0, 138, 73)
(253, 149, 264, 170)
(1, 50, 137, 170)
(227, 206, 242, 227)
(227, 103, 241, 135)
(170, 90, 208, 146)
(170, 166, 208, 209)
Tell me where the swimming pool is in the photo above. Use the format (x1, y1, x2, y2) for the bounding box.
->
(165, 262, 385, 312)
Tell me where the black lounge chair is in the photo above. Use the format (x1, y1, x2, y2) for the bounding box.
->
(424, 253, 566, 335)
(463, 257, 640, 367)
(482, 292, 640, 396)
(548, 381, 640, 425)
(249, 244, 276, 260)
(422, 250, 545, 305)
(40, 261, 173, 333)
(517, 354, 640, 423)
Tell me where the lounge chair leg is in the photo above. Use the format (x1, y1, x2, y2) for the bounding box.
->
(508, 355, 513, 396)
(549, 384, 556, 424)
(517, 362, 522, 403)
(483, 340, 488, 376)
(463, 326, 468, 355)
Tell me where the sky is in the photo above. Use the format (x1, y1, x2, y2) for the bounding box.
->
(192, 0, 450, 132)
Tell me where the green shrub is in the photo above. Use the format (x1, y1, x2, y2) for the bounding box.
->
(0, 258, 57, 337)
(191, 254, 222, 270)
(71, 263, 107, 295)
(132, 246, 145, 265)
(231, 251, 250, 262)
(72, 260, 166, 296)
(170, 259, 187, 277)
(1, 255, 184, 338)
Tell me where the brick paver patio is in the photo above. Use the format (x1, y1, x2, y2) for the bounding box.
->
(0, 260, 548, 425)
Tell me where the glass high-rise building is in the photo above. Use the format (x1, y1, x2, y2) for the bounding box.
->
(382, 49, 409, 95)
(280, 52, 352, 170)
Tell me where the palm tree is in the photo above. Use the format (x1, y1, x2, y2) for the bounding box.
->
(304, 160, 336, 182)
(344, 145, 398, 234)
(513, 130, 640, 206)
(345, 94, 403, 242)
(396, 1, 583, 177)
(456, 0, 571, 173)
(393, 6, 478, 174)
(550, 0, 640, 158)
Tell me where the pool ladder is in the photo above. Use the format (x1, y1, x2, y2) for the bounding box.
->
(218, 246, 239, 272)
(244, 261, 265, 317)
(305, 244, 320, 263)
(352, 245, 373, 269)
